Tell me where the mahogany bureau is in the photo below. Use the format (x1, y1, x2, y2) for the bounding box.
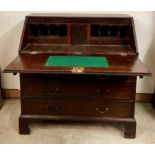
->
(4, 14, 151, 138)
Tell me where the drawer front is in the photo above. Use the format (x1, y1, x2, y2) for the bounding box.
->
(21, 80, 135, 99)
(77, 99, 133, 118)
(22, 98, 133, 118)
(20, 73, 136, 83)
(22, 99, 76, 115)
(21, 79, 76, 98)
(77, 83, 135, 100)
(20, 73, 136, 99)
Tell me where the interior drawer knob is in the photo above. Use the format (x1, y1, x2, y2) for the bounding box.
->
(96, 107, 109, 114)
(47, 88, 59, 95)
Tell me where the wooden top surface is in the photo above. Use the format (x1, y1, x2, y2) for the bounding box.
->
(4, 54, 150, 76)
(27, 13, 131, 18)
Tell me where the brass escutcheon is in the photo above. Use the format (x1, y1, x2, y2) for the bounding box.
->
(71, 67, 84, 73)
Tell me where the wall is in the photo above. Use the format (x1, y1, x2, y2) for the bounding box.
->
(0, 11, 155, 93)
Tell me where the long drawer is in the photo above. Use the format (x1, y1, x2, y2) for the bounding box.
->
(21, 79, 135, 100)
(20, 73, 136, 83)
(22, 98, 133, 118)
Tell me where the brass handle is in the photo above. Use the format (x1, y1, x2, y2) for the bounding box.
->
(96, 107, 109, 114)
(45, 74, 53, 78)
(45, 105, 59, 111)
(105, 89, 110, 93)
(96, 89, 100, 94)
(96, 89, 110, 95)
(97, 75, 110, 80)
(44, 74, 58, 78)
(47, 88, 59, 95)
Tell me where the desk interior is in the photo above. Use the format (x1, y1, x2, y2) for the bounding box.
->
(22, 44, 135, 55)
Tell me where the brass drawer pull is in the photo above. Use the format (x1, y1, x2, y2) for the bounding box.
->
(96, 89, 100, 94)
(45, 105, 59, 111)
(44, 74, 59, 78)
(96, 89, 110, 95)
(106, 89, 111, 93)
(97, 75, 110, 80)
(45, 74, 53, 78)
(96, 107, 109, 114)
(47, 88, 59, 95)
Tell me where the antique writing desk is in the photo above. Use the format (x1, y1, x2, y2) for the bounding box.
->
(4, 14, 150, 138)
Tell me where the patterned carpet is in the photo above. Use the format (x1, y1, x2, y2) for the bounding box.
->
(0, 99, 155, 144)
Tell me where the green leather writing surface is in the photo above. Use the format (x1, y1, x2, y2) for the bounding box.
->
(45, 56, 109, 68)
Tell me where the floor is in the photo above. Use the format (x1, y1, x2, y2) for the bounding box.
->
(0, 99, 155, 144)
